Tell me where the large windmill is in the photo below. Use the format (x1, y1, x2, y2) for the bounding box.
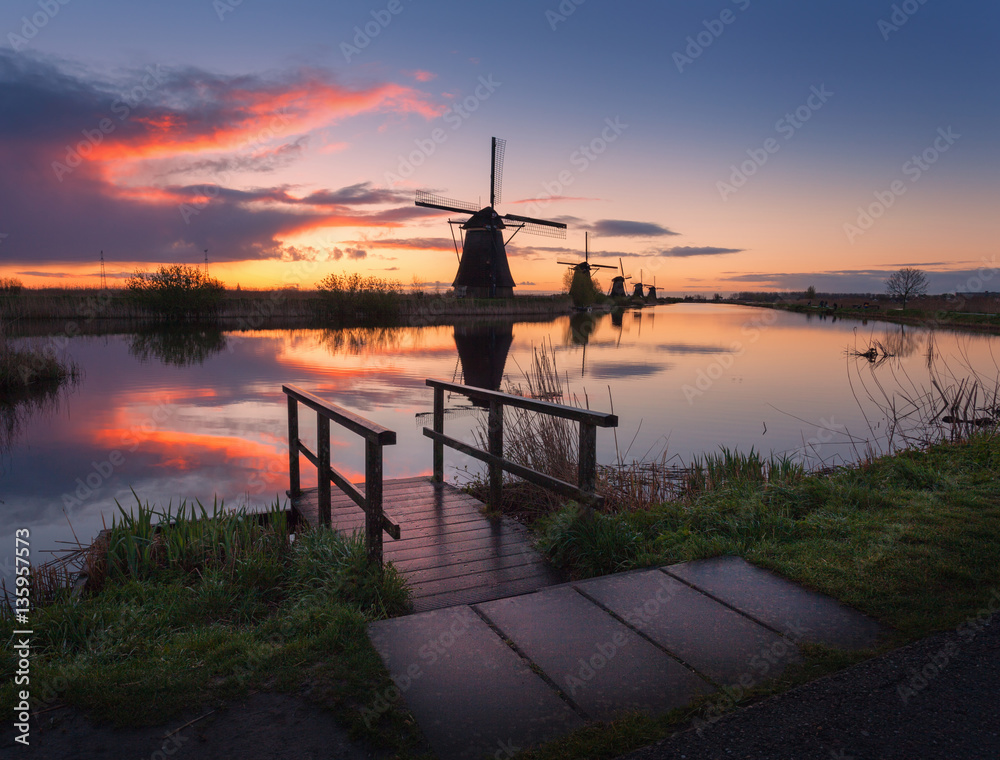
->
(559, 232, 617, 308)
(415, 137, 567, 298)
(608, 257, 631, 298)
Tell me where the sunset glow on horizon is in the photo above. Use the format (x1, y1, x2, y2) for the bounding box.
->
(1, 1, 997, 295)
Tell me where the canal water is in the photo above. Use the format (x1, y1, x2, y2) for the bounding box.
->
(3, 303, 998, 577)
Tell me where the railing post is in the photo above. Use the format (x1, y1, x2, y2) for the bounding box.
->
(488, 398, 504, 508)
(317, 415, 331, 527)
(432, 385, 444, 482)
(287, 395, 300, 496)
(578, 421, 597, 502)
(366, 437, 384, 568)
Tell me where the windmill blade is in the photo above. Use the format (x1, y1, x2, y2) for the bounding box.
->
(502, 213, 567, 238)
(503, 212, 566, 229)
(517, 221, 567, 238)
(490, 137, 506, 207)
(557, 261, 581, 267)
(590, 264, 618, 269)
(415, 190, 479, 214)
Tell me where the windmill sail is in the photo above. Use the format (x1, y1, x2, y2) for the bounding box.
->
(415, 137, 567, 298)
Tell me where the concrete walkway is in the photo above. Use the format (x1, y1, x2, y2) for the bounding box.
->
(368, 556, 884, 760)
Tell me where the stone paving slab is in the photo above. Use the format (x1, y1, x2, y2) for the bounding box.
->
(665, 556, 883, 650)
(476, 586, 713, 722)
(368, 557, 885, 759)
(367, 605, 583, 760)
(576, 568, 801, 685)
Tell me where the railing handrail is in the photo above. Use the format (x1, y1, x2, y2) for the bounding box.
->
(423, 378, 617, 508)
(283, 384, 396, 445)
(283, 384, 398, 567)
(425, 378, 618, 428)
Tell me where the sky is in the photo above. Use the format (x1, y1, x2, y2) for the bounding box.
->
(0, 0, 997, 295)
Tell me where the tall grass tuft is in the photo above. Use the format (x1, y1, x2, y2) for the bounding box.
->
(317, 272, 402, 325)
(0, 343, 81, 391)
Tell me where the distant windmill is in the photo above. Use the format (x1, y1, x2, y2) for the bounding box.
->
(99, 250, 107, 290)
(559, 232, 616, 308)
(646, 275, 657, 303)
(415, 137, 567, 298)
(632, 268, 648, 298)
(608, 257, 631, 298)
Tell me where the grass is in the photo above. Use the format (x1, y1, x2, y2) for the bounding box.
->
(0, 342, 80, 391)
(456, 340, 1000, 758)
(0, 495, 419, 752)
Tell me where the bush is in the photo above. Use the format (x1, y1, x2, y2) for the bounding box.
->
(317, 272, 401, 324)
(125, 265, 224, 319)
(0, 277, 23, 294)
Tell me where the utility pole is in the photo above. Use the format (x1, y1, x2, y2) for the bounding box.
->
(204, 249, 209, 275)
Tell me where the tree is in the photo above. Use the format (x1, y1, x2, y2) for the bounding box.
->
(126, 264, 225, 319)
(884, 267, 928, 310)
(805, 285, 816, 299)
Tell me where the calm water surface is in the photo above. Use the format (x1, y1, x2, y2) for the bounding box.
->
(3, 304, 999, 577)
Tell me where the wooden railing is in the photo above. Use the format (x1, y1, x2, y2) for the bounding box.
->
(283, 384, 399, 566)
(423, 379, 618, 508)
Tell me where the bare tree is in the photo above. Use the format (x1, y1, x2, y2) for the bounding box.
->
(884, 267, 928, 310)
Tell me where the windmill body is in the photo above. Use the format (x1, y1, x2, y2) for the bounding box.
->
(608, 257, 631, 298)
(415, 137, 566, 298)
(559, 232, 616, 308)
(453, 208, 515, 297)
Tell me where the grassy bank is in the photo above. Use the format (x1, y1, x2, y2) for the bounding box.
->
(0, 286, 574, 330)
(734, 294, 1000, 335)
(0, 498, 421, 754)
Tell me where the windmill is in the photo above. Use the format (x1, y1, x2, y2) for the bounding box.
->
(608, 257, 631, 298)
(559, 232, 616, 308)
(646, 275, 658, 303)
(415, 137, 567, 298)
(632, 268, 648, 298)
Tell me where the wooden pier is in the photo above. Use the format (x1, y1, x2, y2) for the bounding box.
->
(282, 379, 617, 614)
(290, 476, 561, 612)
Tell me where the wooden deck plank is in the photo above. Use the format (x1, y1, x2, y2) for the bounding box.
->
(289, 477, 561, 612)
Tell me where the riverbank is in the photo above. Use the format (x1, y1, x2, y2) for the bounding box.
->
(0, 287, 577, 330)
(4, 428, 1000, 758)
(732, 293, 1000, 335)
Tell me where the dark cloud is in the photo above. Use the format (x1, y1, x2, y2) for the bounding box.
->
(591, 220, 679, 237)
(156, 137, 310, 178)
(0, 50, 440, 265)
(663, 246, 744, 257)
